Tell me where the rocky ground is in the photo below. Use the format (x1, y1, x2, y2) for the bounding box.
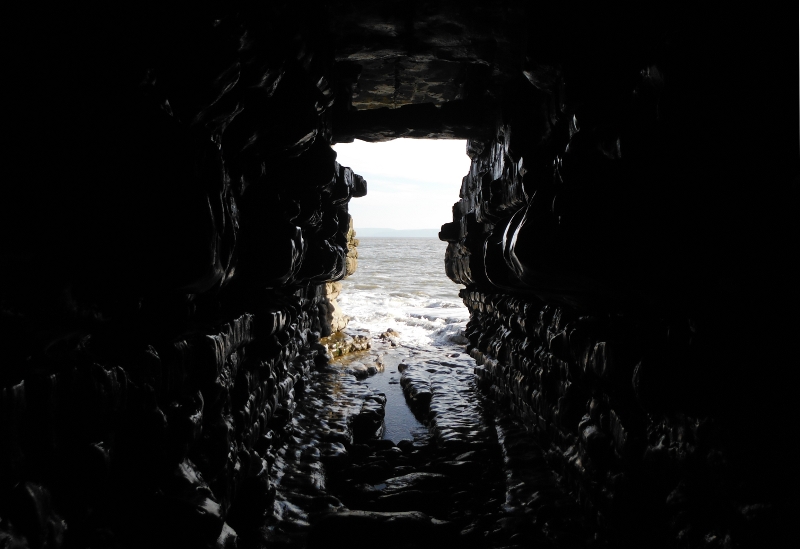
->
(252, 333, 597, 549)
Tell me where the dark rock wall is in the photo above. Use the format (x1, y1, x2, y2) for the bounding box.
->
(441, 4, 796, 547)
(1, 2, 796, 548)
(2, 4, 366, 547)
(330, 0, 523, 142)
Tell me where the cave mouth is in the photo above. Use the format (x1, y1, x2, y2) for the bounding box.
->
(325, 138, 475, 443)
(326, 138, 470, 344)
(329, 137, 472, 347)
(331, 138, 472, 235)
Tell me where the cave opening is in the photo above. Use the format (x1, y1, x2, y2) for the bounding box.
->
(329, 138, 472, 343)
(332, 138, 471, 235)
(322, 138, 476, 443)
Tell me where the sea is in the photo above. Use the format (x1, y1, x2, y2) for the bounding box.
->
(336, 236, 472, 442)
(338, 237, 469, 348)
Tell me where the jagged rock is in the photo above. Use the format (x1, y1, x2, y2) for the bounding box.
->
(3, 483, 66, 549)
(351, 394, 387, 442)
(307, 510, 451, 549)
(323, 281, 348, 333)
(345, 217, 360, 276)
(320, 331, 371, 357)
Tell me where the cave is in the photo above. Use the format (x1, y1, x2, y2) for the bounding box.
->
(1, 2, 796, 548)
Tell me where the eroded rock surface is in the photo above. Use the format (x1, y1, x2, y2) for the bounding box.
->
(0, 2, 793, 548)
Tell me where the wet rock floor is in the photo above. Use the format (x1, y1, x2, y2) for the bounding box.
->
(253, 336, 593, 549)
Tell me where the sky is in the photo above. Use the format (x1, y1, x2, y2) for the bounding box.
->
(332, 139, 471, 230)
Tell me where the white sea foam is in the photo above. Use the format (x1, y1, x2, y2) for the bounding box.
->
(338, 237, 469, 349)
(423, 300, 463, 309)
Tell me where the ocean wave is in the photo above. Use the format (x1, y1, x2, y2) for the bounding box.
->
(352, 283, 381, 290)
(424, 300, 462, 309)
(389, 291, 421, 299)
(430, 323, 470, 345)
(336, 238, 469, 349)
(344, 310, 468, 348)
(408, 312, 443, 321)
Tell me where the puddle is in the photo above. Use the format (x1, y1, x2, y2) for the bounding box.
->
(359, 351, 425, 442)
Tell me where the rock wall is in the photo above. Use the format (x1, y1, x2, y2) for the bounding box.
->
(461, 291, 772, 546)
(318, 219, 371, 359)
(323, 217, 360, 337)
(439, 4, 794, 546)
(319, 221, 358, 338)
(1, 4, 368, 548)
(0, 2, 794, 548)
(322, 282, 349, 335)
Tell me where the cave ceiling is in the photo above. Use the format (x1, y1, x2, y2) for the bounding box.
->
(329, 0, 522, 110)
(327, 0, 527, 141)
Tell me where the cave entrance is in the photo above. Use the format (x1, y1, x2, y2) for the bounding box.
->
(332, 139, 471, 236)
(330, 138, 473, 441)
(330, 137, 471, 343)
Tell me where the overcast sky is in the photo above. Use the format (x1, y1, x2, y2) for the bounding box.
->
(332, 139, 471, 230)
